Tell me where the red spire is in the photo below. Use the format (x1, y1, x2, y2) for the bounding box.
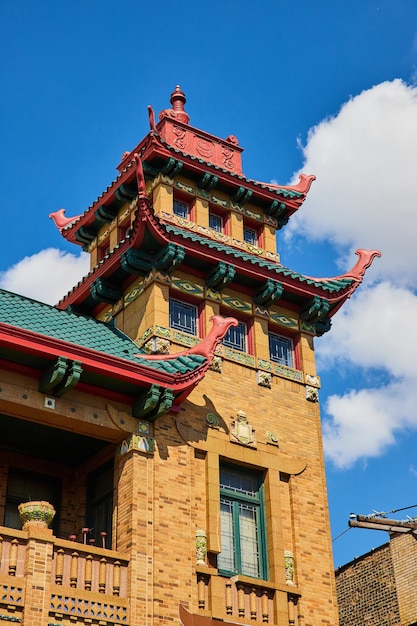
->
(159, 85, 190, 124)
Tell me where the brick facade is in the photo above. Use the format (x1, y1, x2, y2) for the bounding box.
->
(336, 533, 417, 626)
(0, 88, 379, 626)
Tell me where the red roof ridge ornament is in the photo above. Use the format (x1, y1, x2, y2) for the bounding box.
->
(267, 174, 316, 195)
(135, 315, 238, 366)
(159, 85, 190, 125)
(49, 208, 83, 232)
(309, 249, 381, 283)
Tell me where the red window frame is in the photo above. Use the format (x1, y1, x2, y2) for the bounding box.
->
(222, 313, 254, 354)
(173, 195, 194, 221)
(209, 207, 230, 234)
(268, 327, 300, 369)
(169, 294, 203, 337)
(243, 221, 263, 247)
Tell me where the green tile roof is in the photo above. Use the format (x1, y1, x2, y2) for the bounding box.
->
(0, 289, 205, 375)
(164, 225, 355, 294)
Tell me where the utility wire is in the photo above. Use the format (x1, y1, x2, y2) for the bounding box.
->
(389, 503, 417, 514)
(332, 504, 417, 542)
(332, 527, 352, 542)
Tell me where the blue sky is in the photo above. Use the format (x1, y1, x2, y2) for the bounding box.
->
(2, 0, 417, 568)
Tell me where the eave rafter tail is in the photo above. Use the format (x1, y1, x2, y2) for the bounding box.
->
(0, 324, 202, 392)
(1, 315, 237, 419)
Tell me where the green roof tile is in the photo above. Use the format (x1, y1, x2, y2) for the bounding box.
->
(0, 289, 205, 375)
(164, 225, 355, 294)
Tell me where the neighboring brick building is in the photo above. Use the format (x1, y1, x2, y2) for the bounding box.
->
(0, 87, 379, 626)
(336, 533, 417, 626)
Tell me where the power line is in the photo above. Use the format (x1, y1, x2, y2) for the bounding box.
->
(332, 504, 417, 542)
(332, 527, 352, 542)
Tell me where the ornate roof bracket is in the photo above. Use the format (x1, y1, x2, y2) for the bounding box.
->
(142, 161, 160, 177)
(264, 201, 289, 229)
(206, 262, 235, 291)
(301, 296, 330, 322)
(197, 172, 218, 191)
(231, 186, 253, 205)
(114, 183, 137, 203)
(132, 384, 174, 420)
(95, 204, 118, 224)
(315, 317, 332, 336)
(161, 157, 183, 177)
(75, 225, 97, 247)
(254, 279, 283, 307)
(39, 356, 83, 397)
(121, 248, 153, 275)
(276, 215, 289, 229)
(265, 200, 287, 217)
(90, 278, 124, 304)
(154, 243, 185, 272)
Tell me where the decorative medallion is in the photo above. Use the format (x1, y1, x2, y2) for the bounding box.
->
(306, 386, 319, 402)
(305, 374, 321, 388)
(257, 370, 272, 388)
(230, 410, 256, 448)
(209, 356, 222, 373)
(195, 137, 214, 159)
(206, 413, 220, 427)
(266, 431, 279, 446)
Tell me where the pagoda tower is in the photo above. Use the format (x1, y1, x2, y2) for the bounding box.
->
(0, 87, 379, 626)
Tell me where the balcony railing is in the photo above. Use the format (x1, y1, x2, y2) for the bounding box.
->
(195, 566, 300, 626)
(0, 525, 129, 625)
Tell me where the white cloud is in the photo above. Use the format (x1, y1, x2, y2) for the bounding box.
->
(288, 79, 417, 467)
(286, 79, 417, 287)
(0, 248, 90, 305)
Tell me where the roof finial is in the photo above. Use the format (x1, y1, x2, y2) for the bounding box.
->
(159, 85, 190, 124)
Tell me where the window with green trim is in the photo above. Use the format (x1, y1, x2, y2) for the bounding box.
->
(217, 465, 268, 579)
